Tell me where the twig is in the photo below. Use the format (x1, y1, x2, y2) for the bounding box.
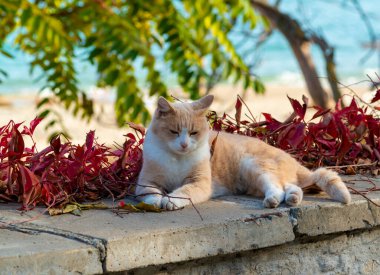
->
(345, 176, 380, 193)
(348, 186, 380, 207)
(367, 74, 380, 91)
(0, 198, 55, 228)
(164, 196, 204, 221)
(325, 161, 378, 170)
(237, 94, 256, 123)
(334, 80, 378, 115)
(170, 95, 184, 102)
(243, 212, 283, 225)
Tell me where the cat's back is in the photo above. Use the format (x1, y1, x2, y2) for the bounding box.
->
(209, 131, 300, 186)
(209, 130, 293, 158)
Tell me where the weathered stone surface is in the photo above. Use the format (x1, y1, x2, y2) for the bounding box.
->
(0, 230, 102, 275)
(104, 211, 294, 271)
(368, 198, 380, 226)
(12, 198, 293, 272)
(1, 181, 380, 274)
(133, 228, 380, 275)
(291, 199, 374, 236)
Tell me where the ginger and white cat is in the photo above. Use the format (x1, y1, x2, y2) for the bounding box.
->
(135, 95, 351, 210)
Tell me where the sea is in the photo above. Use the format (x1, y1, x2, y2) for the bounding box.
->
(0, 0, 379, 95)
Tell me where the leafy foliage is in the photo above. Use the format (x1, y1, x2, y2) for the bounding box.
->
(209, 91, 380, 172)
(2, 91, 380, 212)
(0, 0, 263, 127)
(0, 118, 143, 210)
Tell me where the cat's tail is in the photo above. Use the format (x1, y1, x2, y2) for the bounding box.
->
(297, 166, 351, 204)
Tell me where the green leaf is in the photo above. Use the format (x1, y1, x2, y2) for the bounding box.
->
(30, 15, 41, 34)
(0, 68, 8, 77)
(105, 69, 119, 85)
(98, 59, 111, 72)
(39, 109, 50, 118)
(253, 79, 265, 94)
(89, 48, 103, 60)
(0, 0, 263, 133)
(0, 49, 14, 59)
(20, 7, 32, 25)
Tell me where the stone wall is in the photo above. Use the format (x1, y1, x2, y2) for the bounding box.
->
(1, 184, 380, 274)
(132, 228, 380, 275)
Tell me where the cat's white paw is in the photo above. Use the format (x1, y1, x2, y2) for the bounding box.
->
(285, 193, 301, 206)
(263, 188, 285, 208)
(284, 184, 303, 206)
(161, 196, 189, 210)
(141, 195, 162, 208)
(263, 196, 281, 208)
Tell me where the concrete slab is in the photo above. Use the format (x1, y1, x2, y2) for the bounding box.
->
(368, 198, 380, 226)
(0, 229, 102, 274)
(0, 176, 380, 274)
(291, 199, 375, 236)
(2, 198, 294, 272)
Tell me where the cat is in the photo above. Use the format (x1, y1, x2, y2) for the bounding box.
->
(135, 95, 351, 210)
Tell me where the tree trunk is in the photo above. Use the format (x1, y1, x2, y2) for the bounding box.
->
(250, 0, 340, 108)
(310, 34, 341, 103)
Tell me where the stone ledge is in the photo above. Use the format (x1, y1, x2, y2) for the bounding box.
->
(131, 227, 380, 275)
(0, 229, 102, 274)
(290, 199, 375, 236)
(1, 178, 380, 274)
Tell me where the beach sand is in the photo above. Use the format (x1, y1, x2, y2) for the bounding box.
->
(0, 82, 374, 149)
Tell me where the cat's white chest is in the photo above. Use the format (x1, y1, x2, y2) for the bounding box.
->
(163, 154, 193, 181)
(143, 132, 209, 189)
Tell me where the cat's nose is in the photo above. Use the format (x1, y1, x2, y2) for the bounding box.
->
(180, 142, 188, 149)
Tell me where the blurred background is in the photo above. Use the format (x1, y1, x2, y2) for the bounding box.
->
(0, 0, 379, 146)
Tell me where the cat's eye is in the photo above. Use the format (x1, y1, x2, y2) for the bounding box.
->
(190, 131, 198, 136)
(170, 130, 179, 136)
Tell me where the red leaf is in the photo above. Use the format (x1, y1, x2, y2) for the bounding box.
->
(127, 122, 146, 136)
(335, 120, 352, 160)
(19, 165, 41, 209)
(287, 123, 306, 148)
(350, 97, 358, 108)
(315, 137, 337, 150)
(235, 97, 242, 127)
(86, 130, 95, 150)
(302, 95, 309, 106)
(8, 128, 25, 161)
(126, 133, 136, 141)
(371, 89, 380, 103)
(287, 96, 306, 119)
(276, 123, 305, 148)
(311, 106, 331, 120)
(29, 117, 43, 135)
(50, 135, 61, 155)
(262, 113, 282, 132)
(335, 98, 343, 111)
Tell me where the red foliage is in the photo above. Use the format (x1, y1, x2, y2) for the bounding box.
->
(370, 89, 380, 104)
(208, 95, 380, 169)
(0, 119, 143, 210)
(2, 92, 380, 211)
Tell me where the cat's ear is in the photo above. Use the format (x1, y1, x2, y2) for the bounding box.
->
(157, 97, 174, 117)
(191, 95, 214, 112)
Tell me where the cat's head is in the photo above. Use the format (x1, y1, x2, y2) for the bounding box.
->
(150, 95, 214, 155)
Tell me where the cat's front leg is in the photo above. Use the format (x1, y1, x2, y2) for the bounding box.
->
(135, 181, 164, 208)
(161, 177, 212, 210)
(161, 192, 190, 210)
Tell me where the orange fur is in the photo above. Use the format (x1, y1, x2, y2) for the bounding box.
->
(135, 95, 351, 209)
